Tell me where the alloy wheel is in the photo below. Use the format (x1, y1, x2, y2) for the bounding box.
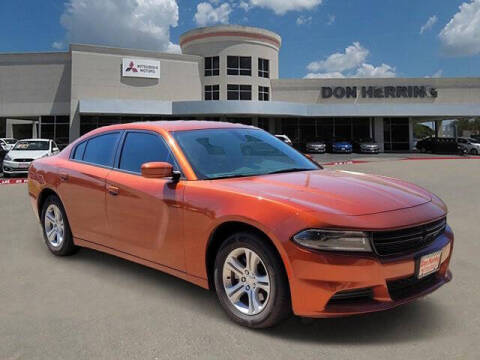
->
(44, 204, 65, 248)
(222, 247, 271, 316)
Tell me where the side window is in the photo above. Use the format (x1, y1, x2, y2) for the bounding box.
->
(119, 132, 175, 174)
(83, 132, 120, 167)
(72, 141, 87, 160)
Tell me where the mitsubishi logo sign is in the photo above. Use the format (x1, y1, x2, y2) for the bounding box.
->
(122, 58, 160, 79)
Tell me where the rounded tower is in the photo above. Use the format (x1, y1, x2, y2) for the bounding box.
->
(180, 25, 281, 101)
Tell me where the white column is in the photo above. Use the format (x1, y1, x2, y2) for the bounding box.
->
(409, 117, 415, 151)
(374, 117, 384, 152)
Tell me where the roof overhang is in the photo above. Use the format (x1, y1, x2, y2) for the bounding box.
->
(78, 99, 480, 118)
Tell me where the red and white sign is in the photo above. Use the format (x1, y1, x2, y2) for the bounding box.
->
(418, 250, 442, 278)
(122, 58, 160, 79)
(1, 178, 28, 185)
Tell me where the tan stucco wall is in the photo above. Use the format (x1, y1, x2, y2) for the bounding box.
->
(0, 53, 71, 117)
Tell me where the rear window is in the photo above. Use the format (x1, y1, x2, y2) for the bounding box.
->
(13, 141, 49, 151)
(82, 132, 120, 167)
(72, 141, 87, 160)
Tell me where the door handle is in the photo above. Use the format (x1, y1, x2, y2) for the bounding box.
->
(107, 185, 119, 196)
(59, 173, 69, 181)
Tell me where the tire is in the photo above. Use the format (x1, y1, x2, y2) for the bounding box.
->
(470, 148, 478, 155)
(214, 232, 291, 328)
(420, 147, 426, 153)
(40, 195, 78, 256)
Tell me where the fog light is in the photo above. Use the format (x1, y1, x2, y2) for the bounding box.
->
(441, 243, 451, 263)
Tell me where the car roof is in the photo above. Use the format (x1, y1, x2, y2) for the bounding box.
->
(16, 138, 51, 142)
(90, 121, 255, 134)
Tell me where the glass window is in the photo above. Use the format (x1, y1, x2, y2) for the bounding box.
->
(227, 84, 252, 100)
(258, 58, 269, 78)
(119, 132, 175, 174)
(227, 56, 251, 76)
(173, 128, 318, 180)
(13, 140, 49, 151)
(73, 141, 86, 160)
(205, 85, 220, 100)
(259, 86, 270, 101)
(204, 56, 219, 76)
(83, 132, 120, 167)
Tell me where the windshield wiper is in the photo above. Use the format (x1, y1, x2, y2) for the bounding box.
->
(209, 173, 257, 180)
(266, 168, 312, 175)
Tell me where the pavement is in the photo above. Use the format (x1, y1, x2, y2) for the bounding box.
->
(1, 157, 479, 359)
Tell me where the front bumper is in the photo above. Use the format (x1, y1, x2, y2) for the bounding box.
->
(307, 147, 326, 153)
(332, 148, 352, 153)
(287, 226, 453, 317)
(360, 147, 380, 153)
(3, 160, 31, 174)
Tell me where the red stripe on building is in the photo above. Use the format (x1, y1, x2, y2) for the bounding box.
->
(180, 31, 281, 48)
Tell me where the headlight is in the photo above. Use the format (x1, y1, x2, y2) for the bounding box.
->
(292, 229, 372, 252)
(4, 154, 12, 161)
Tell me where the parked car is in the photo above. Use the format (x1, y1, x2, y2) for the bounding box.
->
(457, 137, 480, 155)
(353, 138, 380, 153)
(274, 134, 292, 146)
(415, 137, 458, 154)
(0, 138, 17, 151)
(328, 139, 353, 153)
(29, 121, 453, 328)
(2, 139, 59, 177)
(305, 140, 326, 153)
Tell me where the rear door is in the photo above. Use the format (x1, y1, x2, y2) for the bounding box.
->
(105, 130, 186, 271)
(57, 131, 122, 245)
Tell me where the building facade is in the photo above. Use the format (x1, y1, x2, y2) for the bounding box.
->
(0, 25, 479, 151)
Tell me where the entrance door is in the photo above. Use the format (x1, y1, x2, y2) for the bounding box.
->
(384, 118, 410, 151)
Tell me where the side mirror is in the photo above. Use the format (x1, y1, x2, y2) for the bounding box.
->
(141, 162, 180, 181)
(53, 147, 59, 153)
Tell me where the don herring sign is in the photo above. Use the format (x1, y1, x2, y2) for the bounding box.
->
(321, 86, 438, 99)
(122, 58, 160, 79)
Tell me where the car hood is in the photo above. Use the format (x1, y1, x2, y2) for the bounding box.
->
(360, 142, 378, 146)
(333, 142, 351, 146)
(7, 150, 48, 160)
(214, 170, 432, 216)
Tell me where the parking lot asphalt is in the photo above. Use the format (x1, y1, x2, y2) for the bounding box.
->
(1, 157, 479, 359)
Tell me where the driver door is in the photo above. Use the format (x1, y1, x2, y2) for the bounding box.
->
(105, 130, 186, 271)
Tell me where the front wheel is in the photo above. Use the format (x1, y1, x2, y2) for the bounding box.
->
(471, 148, 478, 155)
(41, 195, 78, 256)
(214, 232, 291, 328)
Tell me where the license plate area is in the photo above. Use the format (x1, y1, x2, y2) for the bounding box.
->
(417, 250, 442, 279)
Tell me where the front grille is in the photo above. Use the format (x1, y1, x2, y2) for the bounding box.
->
(328, 287, 373, 305)
(387, 273, 439, 301)
(14, 159, 33, 163)
(371, 218, 446, 256)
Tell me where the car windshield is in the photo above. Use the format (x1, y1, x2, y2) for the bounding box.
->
(13, 141, 49, 151)
(4, 139, 17, 144)
(173, 128, 319, 180)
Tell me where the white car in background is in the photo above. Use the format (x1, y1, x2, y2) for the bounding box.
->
(0, 138, 17, 151)
(457, 137, 480, 155)
(2, 139, 60, 177)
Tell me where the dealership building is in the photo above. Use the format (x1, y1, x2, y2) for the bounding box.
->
(0, 25, 479, 151)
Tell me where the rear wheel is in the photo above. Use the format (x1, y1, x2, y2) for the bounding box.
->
(41, 195, 78, 256)
(214, 232, 291, 328)
(470, 148, 478, 155)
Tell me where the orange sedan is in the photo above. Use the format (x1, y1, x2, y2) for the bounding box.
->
(28, 121, 453, 328)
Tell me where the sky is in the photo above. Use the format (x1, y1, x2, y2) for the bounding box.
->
(0, 0, 479, 79)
